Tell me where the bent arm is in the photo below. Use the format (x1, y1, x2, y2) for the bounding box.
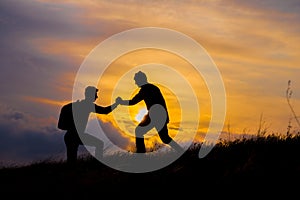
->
(117, 92, 142, 106)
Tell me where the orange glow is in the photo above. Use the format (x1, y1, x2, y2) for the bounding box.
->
(31, 0, 300, 137)
(84, 48, 212, 145)
(23, 96, 69, 107)
(31, 38, 93, 59)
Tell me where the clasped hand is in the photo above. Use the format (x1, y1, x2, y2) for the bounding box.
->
(115, 96, 123, 105)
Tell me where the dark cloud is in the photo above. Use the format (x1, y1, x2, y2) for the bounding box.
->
(0, 122, 66, 167)
(0, 103, 65, 167)
(0, 103, 131, 167)
(3, 111, 25, 121)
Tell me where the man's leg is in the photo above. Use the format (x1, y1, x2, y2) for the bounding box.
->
(80, 133, 104, 160)
(158, 125, 184, 153)
(135, 115, 153, 153)
(135, 126, 146, 153)
(64, 132, 79, 166)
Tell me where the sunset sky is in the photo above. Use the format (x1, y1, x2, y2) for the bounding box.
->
(1, 0, 300, 166)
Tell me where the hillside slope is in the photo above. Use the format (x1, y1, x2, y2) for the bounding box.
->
(1, 135, 299, 197)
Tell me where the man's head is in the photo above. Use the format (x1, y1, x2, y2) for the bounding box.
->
(134, 71, 148, 87)
(85, 86, 98, 102)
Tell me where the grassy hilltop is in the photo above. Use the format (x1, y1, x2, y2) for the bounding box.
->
(1, 134, 300, 197)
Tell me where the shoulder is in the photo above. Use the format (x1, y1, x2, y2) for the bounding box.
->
(73, 100, 94, 110)
(72, 100, 84, 107)
(142, 83, 158, 89)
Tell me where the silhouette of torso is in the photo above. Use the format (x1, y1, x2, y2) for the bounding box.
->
(71, 100, 113, 134)
(129, 83, 169, 123)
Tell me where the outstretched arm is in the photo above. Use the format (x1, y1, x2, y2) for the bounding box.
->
(116, 94, 142, 106)
(116, 97, 129, 105)
(95, 101, 119, 114)
(110, 102, 119, 110)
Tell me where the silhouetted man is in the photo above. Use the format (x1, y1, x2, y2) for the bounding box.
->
(116, 71, 183, 153)
(58, 86, 119, 166)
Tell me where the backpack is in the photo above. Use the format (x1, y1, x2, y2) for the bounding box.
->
(57, 101, 79, 130)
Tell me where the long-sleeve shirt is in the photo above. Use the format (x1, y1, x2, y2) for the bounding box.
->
(72, 99, 113, 134)
(129, 83, 169, 123)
